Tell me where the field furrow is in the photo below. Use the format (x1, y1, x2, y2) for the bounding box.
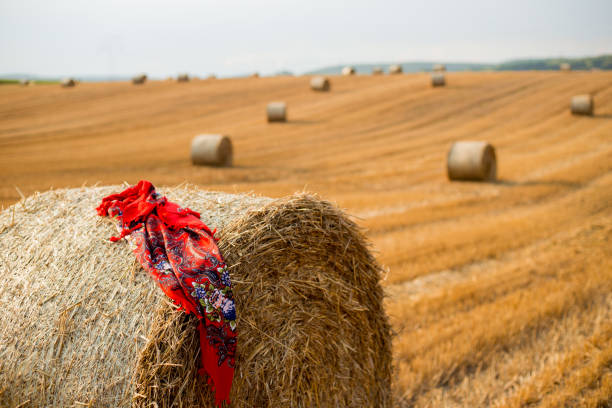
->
(1, 71, 611, 406)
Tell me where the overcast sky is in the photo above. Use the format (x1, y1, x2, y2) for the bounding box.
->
(1, 0, 611, 77)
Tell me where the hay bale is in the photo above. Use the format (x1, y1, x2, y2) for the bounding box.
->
(0, 186, 392, 408)
(560, 62, 571, 72)
(191, 134, 233, 166)
(389, 64, 402, 74)
(433, 64, 446, 72)
(571, 94, 594, 116)
(431, 72, 445, 87)
(177, 74, 190, 82)
(310, 76, 330, 91)
(447, 141, 497, 181)
(132, 74, 147, 85)
(342, 66, 356, 76)
(19, 79, 30, 86)
(266, 102, 287, 122)
(372, 67, 383, 75)
(61, 78, 76, 87)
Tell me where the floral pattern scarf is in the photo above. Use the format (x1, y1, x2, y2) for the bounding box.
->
(96, 181, 236, 407)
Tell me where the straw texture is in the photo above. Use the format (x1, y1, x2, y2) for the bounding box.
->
(342, 66, 356, 76)
(310, 76, 330, 92)
(570, 94, 594, 116)
(266, 102, 287, 122)
(431, 73, 445, 87)
(389, 65, 402, 75)
(0, 185, 391, 408)
(432, 64, 446, 72)
(132, 74, 147, 85)
(61, 78, 76, 87)
(191, 134, 233, 167)
(447, 141, 497, 181)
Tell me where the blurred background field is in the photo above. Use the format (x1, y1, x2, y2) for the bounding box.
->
(1, 68, 611, 405)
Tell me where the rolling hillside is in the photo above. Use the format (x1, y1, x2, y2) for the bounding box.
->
(306, 55, 612, 74)
(1, 71, 611, 406)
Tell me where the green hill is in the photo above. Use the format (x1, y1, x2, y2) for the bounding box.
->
(306, 54, 612, 75)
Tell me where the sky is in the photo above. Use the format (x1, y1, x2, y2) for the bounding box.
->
(1, 0, 611, 78)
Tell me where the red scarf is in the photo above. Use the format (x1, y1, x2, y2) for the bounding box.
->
(96, 181, 236, 407)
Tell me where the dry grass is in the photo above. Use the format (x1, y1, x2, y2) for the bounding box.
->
(389, 212, 612, 406)
(502, 320, 612, 408)
(1, 71, 611, 406)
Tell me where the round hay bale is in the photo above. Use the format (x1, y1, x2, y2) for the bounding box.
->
(560, 62, 571, 72)
(61, 78, 76, 87)
(132, 74, 147, 85)
(342, 66, 356, 76)
(266, 102, 287, 122)
(0, 186, 392, 408)
(447, 141, 497, 181)
(431, 72, 446, 87)
(177, 74, 190, 82)
(433, 64, 446, 72)
(190, 134, 233, 166)
(389, 64, 403, 74)
(310, 76, 330, 91)
(19, 79, 30, 86)
(372, 67, 383, 75)
(570, 94, 594, 116)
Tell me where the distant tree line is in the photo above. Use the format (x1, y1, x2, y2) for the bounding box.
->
(307, 54, 612, 75)
(496, 55, 612, 71)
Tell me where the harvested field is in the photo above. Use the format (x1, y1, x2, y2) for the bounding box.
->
(1, 71, 611, 406)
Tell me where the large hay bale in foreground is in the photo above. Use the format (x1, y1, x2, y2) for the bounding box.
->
(266, 102, 287, 122)
(132, 74, 147, 85)
(310, 76, 330, 91)
(431, 72, 446, 87)
(0, 186, 392, 408)
(447, 141, 497, 181)
(61, 78, 76, 87)
(389, 64, 403, 74)
(191, 134, 233, 166)
(570, 94, 594, 116)
(342, 66, 356, 76)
